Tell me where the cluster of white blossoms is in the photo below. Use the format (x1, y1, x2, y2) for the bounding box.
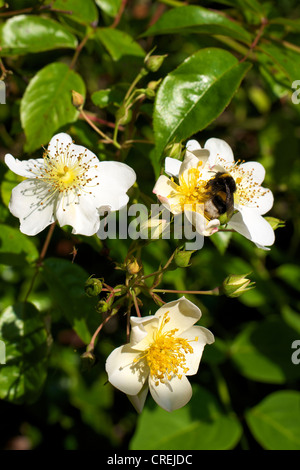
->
(153, 138, 275, 249)
(5, 133, 136, 236)
(5, 133, 275, 412)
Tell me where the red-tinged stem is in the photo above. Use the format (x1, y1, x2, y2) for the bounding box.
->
(240, 18, 268, 63)
(110, 0, 127, 29)
(131, 290, 141, 317)
(87, 315, 112, 352)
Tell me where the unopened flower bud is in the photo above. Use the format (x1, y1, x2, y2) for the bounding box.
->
(145, 54, 167, 72)
(126, 258, 141, 275)
(96, 300, 109, 313)
(174, 249, 195, 268)
(221, 273, 255, 298)
(144, 88, 156, 99)
(72, 90, 84, 109)
(165, 142, 182, 160)
(147, 79, 162, 91)
(85, 277, 103, 297)
(116, 105, 132, 125)
(264, 217, 285, 230)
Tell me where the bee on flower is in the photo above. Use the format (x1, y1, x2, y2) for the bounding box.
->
(153, 138, 275, 249)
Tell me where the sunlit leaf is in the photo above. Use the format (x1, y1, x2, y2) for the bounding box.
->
(20, 62, 86, 152)
(0, 302, 49, 404)
(0, 15, 77, 56)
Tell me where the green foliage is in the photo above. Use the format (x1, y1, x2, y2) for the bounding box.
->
(41, 258, 99, 344)
(246, 391, 300, 450)
(153, 48, 251, 165)
(130, 385, 242, 450)
(0, 15, 78, 55)
(21, 63, 86, 152)
(0, 302, 49, 404)
(0, 0, 299, 453)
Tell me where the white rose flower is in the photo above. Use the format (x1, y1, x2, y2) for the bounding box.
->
(153, 138, 275, 249)
(5, 133, 136, 236)
(105, 297, 214, 412)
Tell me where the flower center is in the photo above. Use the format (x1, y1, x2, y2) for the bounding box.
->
(168, 167, 207, 212)
(142, 313, 196, 386)
(27, 140, 100, 207)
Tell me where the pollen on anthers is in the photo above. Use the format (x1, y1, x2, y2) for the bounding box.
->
(217, 156, 268, 209)
(28, 140, 100, 204)
(134, 312, 198, 386)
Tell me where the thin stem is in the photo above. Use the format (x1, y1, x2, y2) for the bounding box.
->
(152, 287, 220, 295)
(80, 109, 120, 148)
(24, 222, 56, 302)
(131, 290, 141, 317)
(38, 222, 56, 265)
(110, 0, 127, 29)
(87, 315, 112, 352)
(70, 33, 91, 70)
(141, 249, 177, 281)
(124, 69, 147, 103)
(240, 18, 268, 63)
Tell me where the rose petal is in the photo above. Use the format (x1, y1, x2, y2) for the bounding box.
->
(47, 132, 73, 158)
(105, 344, 147, 395)
(8, 180, 55, 236)
(165, 157, 182, 177)
(5, 154, 45, 178)
(130, 315, 159, 348)
(55, 192, 101, 236)
(127, 382, 149, 413)
(186, 139, 202, 151)
(229, 208, 275, 247)
(154, 297, 201, 336)
(184, 207, 220, 236)
(148, 374, 192, 412)
(239, 161, 266, 185)
(181, 326, 215, 376)
(205, 138, 234, 166)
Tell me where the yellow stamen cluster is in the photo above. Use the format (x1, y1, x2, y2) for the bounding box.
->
(28, 139, 99, 204)
(139, 312, 196, 386)
(168, 166, 207, 212)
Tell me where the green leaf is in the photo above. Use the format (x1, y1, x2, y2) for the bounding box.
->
(0, 224, 39, 266)
(230, 318, 300, 384)
(130, 385, 242, 450)
(51, 0, 98, 25)
(259, 42, 300, 82)
(96, 28, 145, 61)
(20, 62, 86, 152)
(95, 0, 121, 17)
(246, 391, 300, 450)
(153, 48, 251, 163)
(0, 15, 77, 56)
(269, 18, 300, 32)
(91, 86, 126, 108)
(41, 258, 99, 344)
(143, 6, 251, 43)
(0, 302, 49, 404)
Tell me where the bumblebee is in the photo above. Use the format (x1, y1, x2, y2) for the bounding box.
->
(203, 172, 236, 223)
